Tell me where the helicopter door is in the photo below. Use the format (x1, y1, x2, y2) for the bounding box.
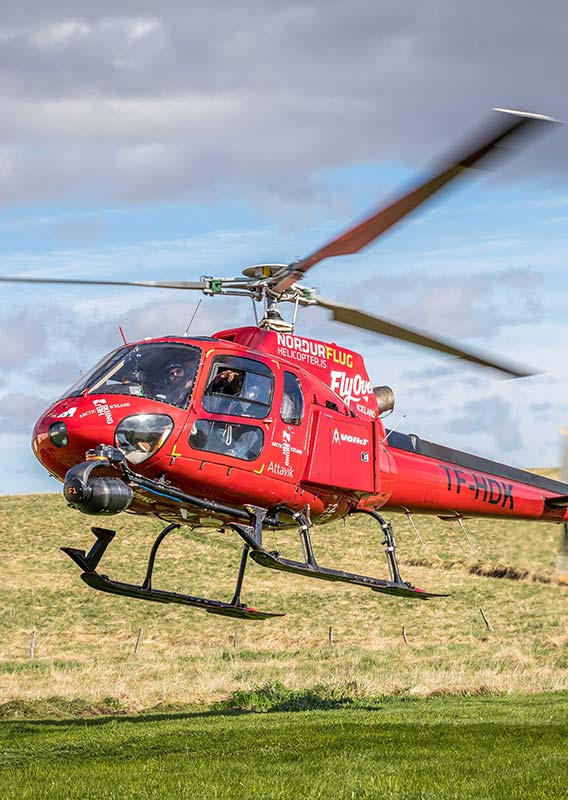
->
(303, 409, 374, 493)
(187, 355, 274, 464)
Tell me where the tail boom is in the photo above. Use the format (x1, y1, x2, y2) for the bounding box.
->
(371, 431, 568, 523)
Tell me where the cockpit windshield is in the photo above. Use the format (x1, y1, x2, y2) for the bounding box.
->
(62, 343, 200, 409)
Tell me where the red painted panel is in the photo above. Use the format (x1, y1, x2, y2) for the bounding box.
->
(303, 409, 373, 492)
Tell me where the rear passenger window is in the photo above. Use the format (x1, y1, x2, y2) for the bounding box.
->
(281, 371, 304, 425)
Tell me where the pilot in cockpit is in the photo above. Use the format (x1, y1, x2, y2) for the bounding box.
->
(160, 363, 194, 406)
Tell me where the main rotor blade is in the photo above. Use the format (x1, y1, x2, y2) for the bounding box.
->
(0, 276, 205, 290)
(272, 109, 559, 294)
(315, 296, 533, 378)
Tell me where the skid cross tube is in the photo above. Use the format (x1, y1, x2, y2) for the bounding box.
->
(294, 509, 317, 568)
(231, 545, 251, 607)
(351, 509, 404, 585)
(142, 523, 180, 591)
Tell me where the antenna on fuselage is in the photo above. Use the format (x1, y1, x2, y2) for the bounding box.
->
(184, 299, 202, 336)
(383, 414, 407, 442)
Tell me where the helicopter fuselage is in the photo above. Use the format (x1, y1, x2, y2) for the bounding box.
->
(32, 327, 568, 529)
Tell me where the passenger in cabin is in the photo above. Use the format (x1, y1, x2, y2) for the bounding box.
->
(234, 426, 261, 459)
(209, 368, 243, 396)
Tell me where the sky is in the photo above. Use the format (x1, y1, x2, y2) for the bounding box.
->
(1, 1, 568, 494)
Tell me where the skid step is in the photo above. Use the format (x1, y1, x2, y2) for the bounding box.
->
(249, 550, 442, 599)
(81, 572, 283, 620)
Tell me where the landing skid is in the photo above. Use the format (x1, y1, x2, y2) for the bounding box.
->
(81, 572, 280, 619)
(61, 458, 445, 618)
(231, 506, 446, 600)
(62, 524, 283, 620)
(249, 550, 435, 598)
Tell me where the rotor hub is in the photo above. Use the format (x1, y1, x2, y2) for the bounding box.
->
(242, 264, 287, 280)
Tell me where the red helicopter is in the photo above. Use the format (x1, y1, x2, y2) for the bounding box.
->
(2, 109, 566, 620)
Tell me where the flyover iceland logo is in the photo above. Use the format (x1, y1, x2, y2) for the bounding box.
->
(330, 371, 373, 404)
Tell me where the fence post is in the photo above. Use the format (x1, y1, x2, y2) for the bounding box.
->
(29, 629, 36, 662)
(479, 608, 494, 633)
(134, 627, 143, 654)
(328, 626, 334, 647)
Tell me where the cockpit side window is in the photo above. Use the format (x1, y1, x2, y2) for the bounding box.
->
(202, 356, 274, 419)
(62, 343, 201, 410)
(281, 371, 304, 425)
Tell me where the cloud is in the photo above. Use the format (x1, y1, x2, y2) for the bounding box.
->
(0, 281, 254, 402)
(31, 358, 84, 388)
(117, 295, 251, 343)
(392, 272, 542, 340)
(331, 266, 543, 349)
(0, 309, 52, 366)
(48, 217, 106, 245)
(400, 364, 459, 381)
(447, 395, 523, 453)
(530, 401, 555, 414)
(0, 392, 49, 434)
(0, 3, 565, 207)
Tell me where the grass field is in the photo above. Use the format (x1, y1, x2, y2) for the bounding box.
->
(1, 692, 567, 799)
(0, 486, 567, 714)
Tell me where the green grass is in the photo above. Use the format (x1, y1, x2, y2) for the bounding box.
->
(0, 693, 566, 799)
(1, 491, 567, 711)
(2, 492, 567, 797)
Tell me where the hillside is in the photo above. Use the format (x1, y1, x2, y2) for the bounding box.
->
(1, 487, 567, 715)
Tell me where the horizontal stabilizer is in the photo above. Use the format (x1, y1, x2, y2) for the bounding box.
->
(544, 495, 568, 510)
